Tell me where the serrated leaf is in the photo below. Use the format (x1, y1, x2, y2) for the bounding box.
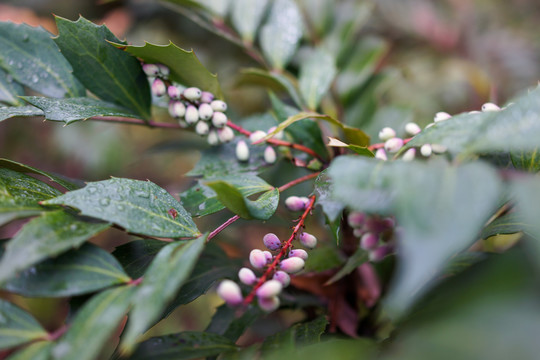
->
(0, 210, 110, 284)
(112, 239, 167, 279)
(259, 0, 303, 69)
(3, 243, 130, 297)
(181, 174, 273, 217)
(231, 0, 269, 43)
(42, 178, 200, 238)
(206, 305, 261, 342)
(126, 331, 238, 360)
(261, 316, 328, 354)
(22, 96, 140, 124)
(113, 41, 222, 98)
(328, 157, 503, 318)
(120, 235, 207, 353)
(5, 341, 53, 360)
(54, 16, 151, 119)
(0, 158, 81, 191)
(0, 68, 24, 106)
(0, 299, 47, 350)
(325, 247, 368, 285)
(0, 22, 85, 98)
(52, 285, 134, 360)
(0, 168, 61, 226)
(299, 48, 336, 110)
(0, 105, 43, 122)
(206, 181, 279, 220)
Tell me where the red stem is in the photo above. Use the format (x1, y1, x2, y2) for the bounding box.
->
(207, 215, 240, 241)
(242, 195, 316, 306)
(226, 120, 325, 162)
(44, 324, 68, 341)
(277, 171, 320, 192)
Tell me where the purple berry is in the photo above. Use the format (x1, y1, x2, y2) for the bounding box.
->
(167, 85, 181, 99)
(289, 249, 308, 260)
(200, 91, 215, 103)
(256, 279, 283, 298)
(360, 232, 379, 250)
(238, 267, 257, 285)
(217, 280, 243, 306)
(280, 257, 305, 274)
(285, 196, 305, 212)
(263, 233, 281, 251)
(347, 212, 365, 228)
(263, 250, 273, 264)
(369, 245, 393, 262)
(273, 271, 290, 287)
(298, 232, 317, 249)
(258, 296, 280, 312)
(249, 249, 267, 269)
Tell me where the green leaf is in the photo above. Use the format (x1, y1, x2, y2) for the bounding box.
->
(0, 105, 43, 122)
(304, 246, 344, 272)
(265, 338, 376, 360)
(126, 331, 238, 360)
(0, 22, 85, 98)
(327, 137, 375, 157)
(120, 235, 207, 354)
(206, 181, 279, 220)
(511, 147, 540, 172)
(262, 316, 328, 354)
(231, 0, 269, 43)
(0, 299, 47, 350)
(0, 210, 110, 284)
(259, 0, 303, 70)
(5, 341, 53, 360)
(42, 178, 200, 238)
(325, 247, 368, 285)
(0, 168, 61, 226)
(54, 16, 151, 119)
(206, 305, 261, 342)
(22, 96, 140, 124)
(510, 177, 540, 261)
(313, 169, 347, 222)
(3, 243, 130, 297)
(0, 68, 24, 106)
(112, 239, 167, 279)
(299, 48, 336, 110)
(481, 212, 528, 240)
(181, 174, 273, 217)
(328, 157, 503, 318)
(0, 158, 81, 191)
(113, 41, 222, 98)
(52, 285, 135, 360)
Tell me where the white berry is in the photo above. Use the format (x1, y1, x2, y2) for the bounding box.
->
(210, 100, 227, 112)
(183, 87, 202, 101)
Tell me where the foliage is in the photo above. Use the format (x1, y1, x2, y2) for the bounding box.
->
(1, 1, 540, 359)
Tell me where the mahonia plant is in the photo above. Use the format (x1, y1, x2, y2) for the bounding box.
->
(1, 1, 540, 360)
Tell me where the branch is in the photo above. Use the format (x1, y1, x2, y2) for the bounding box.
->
(243, 195, 316, 305)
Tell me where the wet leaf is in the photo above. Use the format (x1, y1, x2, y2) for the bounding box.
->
(0, 300, 47, 350)
(231, 0, 269, 43)
(299, 48, 336, 110)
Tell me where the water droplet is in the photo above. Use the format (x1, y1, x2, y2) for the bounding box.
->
(87, 186, 97, 193)
(70, 224, 78, 231)
(99, 198, 110, 206)
(31, 74, 39, 83)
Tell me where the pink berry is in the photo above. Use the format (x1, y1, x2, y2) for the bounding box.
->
(167, 85, 181, 99)
(256, 279, 283, 298)
(289, 249, 308, 260)
(263, 233, 281, 251)
(249, 249, 267, 269)
(151, 78, 166, 97)
(200, 91, 215, 103)
(298, 232, 317, 249)
(142, 63, 159, 76)
(285, 196, 305, 212)
(360, 232, 379, 250)
(263, 251, 273, 263)
(347, 212, 365, 228)
(384, 137, 404, 153)
(369, 245, 393, 262)
(273, 271, 290, 287)
(280, 257, 305, 274)
(238, 267, 257, 285)
(258, 295, 280, 312)
(216, 280, 243, 306)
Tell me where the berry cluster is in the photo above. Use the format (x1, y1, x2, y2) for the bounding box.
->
(217, 196, 317, 312)
(235, 127, 282, 164)
(142, 63, 234, 145)
(348, 211, 396, 262)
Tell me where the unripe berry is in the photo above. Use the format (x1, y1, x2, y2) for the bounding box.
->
(142, 63, 159, 76)
(200, 91, 215, 103)
(431, 144, 447, 153)
(210, 100, 227, 112)
(258, 295, 280, 312)
(195, 121, 209, 135)
(402, 148, 416, 162)
(298, 232, 317, 249)
(185, 105, 199, 124)
(249, 249, 267, 269)
(263, 250, 273, 263)
(434, 112, 451, 122)
(481, 102, 500, 112)
(384, 137, 404, 153)
(151, 78, 166, 97)
(218, 126, 235, 143)
(360, 232, 379, 250)
(157, 64, 169, 77)
(378, 127, 396, 141)
(375, 148, 388, 161)
(420, 144, 432, 157)
(211, 112, 228, 128)
(167, 85, 181, 99)
(285, 196, 305, 211)
(216, 280, 243, 306)
(347, 212, 365, 228)
(249, 130, 267, 144)
(289, 249, 308, 260)
(280, 257, 305, 274)
(263, 233, 281, 251)
(273, 271, 290, 287)
(369, 245, 393, 262)
(256, 279, 283, 298)
(405, 122, 422, 136)
(168, 101, 186, 118)
(299, 197, 310, 208)
(264, 146, 277, 164)
(183, 87, 202, 101)
(238, 267, 257, 285)
(267, 126, 284, 140)
(207, 129, 219, 145)
(198, 103, 213, 121)
(235, 140, 250, 162)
